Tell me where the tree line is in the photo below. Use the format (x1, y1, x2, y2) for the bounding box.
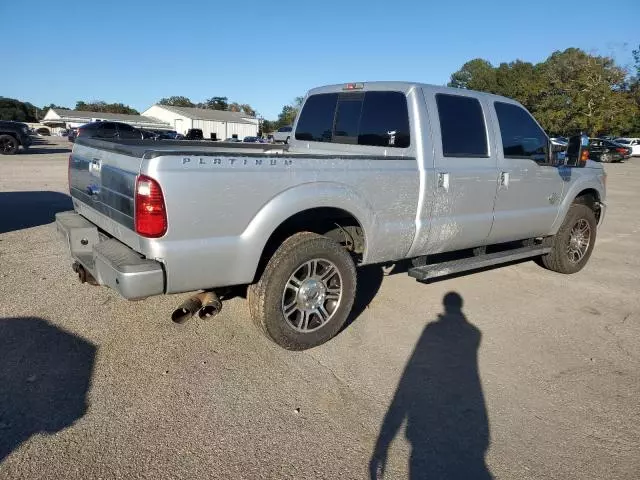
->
(2, 46, 638, 136)
(448, 47, 640, 136)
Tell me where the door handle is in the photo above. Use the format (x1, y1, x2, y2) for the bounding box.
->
(499, 171, 509, 187)
(437, 172, 450, 191)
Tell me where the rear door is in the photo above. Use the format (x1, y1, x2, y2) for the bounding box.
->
(423, 91, 498, 253)
(487, 101, 564, 243)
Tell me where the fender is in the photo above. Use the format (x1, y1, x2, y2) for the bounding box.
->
(550, 170, 606, 234)
(240, 181, 376, 270)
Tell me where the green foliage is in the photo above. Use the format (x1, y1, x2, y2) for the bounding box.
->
(201, 97, 229, 111)
(0, 97, 38, 122)
(261, 119, 276, 134)
(42, 103, 69, 111)
(449, 48, 639, 136)
(75, 101, 139, 115)
(158, 96, 195, 107)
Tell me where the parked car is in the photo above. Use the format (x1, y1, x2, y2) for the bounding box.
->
(589, 138, 630, 163)
(184, 128, 204, 140)
(58, 128, 69, 137)
(272, 126, 292, 143)
(0, 120, 32, 154)
(615, 138, 640, 156)
(152, 130, 181, 140)
(223, 137, 242, 142)
(243, 136, 263, 143)
(68, 128, 78, 143)
(58, 81, 606, 350)
(75, 121, 146, 140)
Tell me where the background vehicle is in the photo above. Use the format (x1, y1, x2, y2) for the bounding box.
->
(272, 126, 292, 143)
(615, 138, 640, 156)
(0, 120, 32, 154)
(589, 138, 630, 162)
(58, 82, 606, 350)
(76, 121, 146, 140)
(68, 128, 78, 142)
(184, 128, 203, 140)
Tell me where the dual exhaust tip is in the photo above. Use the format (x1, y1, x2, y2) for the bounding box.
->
(171, 291, 222, 324)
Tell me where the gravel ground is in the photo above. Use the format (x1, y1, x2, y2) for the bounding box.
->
(0, 137, 638, 479)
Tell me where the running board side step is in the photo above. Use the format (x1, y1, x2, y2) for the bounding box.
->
(408, 245, 551, 281)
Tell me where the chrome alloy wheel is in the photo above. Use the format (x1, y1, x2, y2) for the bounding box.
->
(281, 259, 343, 332)
(567, 218, 591, 263)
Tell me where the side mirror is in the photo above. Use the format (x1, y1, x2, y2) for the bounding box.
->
(565, 134, 589, 167)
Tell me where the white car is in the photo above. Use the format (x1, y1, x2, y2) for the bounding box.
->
(272, 126, 292, 144)
(615, 138, 640, 156)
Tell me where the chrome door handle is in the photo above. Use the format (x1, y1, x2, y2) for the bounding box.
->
(437, 172, 450, 191)
(499, 171, 509, 187)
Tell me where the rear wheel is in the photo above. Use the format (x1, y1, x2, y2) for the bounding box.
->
(0, 135, 19, 155)
(538, 203, 597, 274)
(600, 152, 612, 163)
(247, 232, 357, 350)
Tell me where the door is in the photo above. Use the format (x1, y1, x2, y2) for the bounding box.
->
(174, 118, 183, 135)
(425, 92, 499, 253)
(488, 101, 564, 243)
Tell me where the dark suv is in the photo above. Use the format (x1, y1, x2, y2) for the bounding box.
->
(76, 121, 145, 141)
(0, 120, 32, 155)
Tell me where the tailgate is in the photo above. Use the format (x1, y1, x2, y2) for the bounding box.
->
(69, 138, 143, 235)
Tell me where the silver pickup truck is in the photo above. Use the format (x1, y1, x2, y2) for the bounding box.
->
(56, 82, 606, 350)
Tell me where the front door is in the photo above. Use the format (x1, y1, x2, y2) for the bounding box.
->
(424, 91, 499, 254)
(488, 101, 564, 243)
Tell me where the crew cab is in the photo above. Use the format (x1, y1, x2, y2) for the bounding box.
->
(56, 82, 606, 350)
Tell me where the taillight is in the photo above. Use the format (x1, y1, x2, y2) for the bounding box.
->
(580, 149, 589, 165)
(135, 174, 167, 237)
(616, 147, 627, 154)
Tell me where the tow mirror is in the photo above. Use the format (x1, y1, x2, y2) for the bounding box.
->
(565, 134, 589, 167)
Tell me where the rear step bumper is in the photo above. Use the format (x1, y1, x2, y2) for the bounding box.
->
(55, 211, 164, 300)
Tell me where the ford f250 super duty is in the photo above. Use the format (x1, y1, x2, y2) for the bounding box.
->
(56, 82, 606, 350)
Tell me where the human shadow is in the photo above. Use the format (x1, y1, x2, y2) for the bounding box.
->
(370, 292, 491, 480)
(0, 191, 72, 234)
(0, 317, 96, 463)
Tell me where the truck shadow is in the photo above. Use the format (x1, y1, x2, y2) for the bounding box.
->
(0, 317, 96, 463)
(369, 292, 492, 479)
(0, 191, 72, 234)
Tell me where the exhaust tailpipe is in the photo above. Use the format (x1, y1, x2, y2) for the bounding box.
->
(171, 291, 223, 324)
(171, 296, 204, 324)
(197, 291, 222, 319)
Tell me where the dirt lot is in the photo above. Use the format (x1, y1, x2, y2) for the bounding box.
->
(1, 137, 639, 479)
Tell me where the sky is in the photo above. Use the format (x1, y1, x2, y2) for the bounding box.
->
(2, 0, 638, 120)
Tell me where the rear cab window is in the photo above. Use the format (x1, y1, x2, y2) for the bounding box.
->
(494, 102, 549, 164)
(294, 90, 410, 149)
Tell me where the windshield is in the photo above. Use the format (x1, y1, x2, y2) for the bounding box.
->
(616, 139, 630, 144)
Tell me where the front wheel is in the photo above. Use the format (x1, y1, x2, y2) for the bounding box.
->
(247, 232, 357, 350)
(0, 135, 19, 155)
(538, 203, 597, 274)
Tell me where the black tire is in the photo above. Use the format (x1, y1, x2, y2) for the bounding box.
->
(247, 232, 357, 350)
(538, 203, 597, 274)
(0, 135, 19, 155)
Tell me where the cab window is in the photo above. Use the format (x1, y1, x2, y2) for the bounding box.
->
(494, 102, 548, 164)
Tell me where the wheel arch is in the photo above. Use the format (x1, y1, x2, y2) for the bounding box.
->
(552, 184, 604, 234)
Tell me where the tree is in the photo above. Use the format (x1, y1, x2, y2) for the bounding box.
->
(0, 97, 38, 122)
(261, 119, 276, 135)
(202, 96, 228, 111)
(158, 96, 195, 107)
(42, 103, 69, 111)
(449, 48, 639, 136)
(240, 104, 256, 116)
(448, 59, 497, 92)
(275, 96, 304, 128)
(228, 102, 241, 112)
(75, 101, 139, 115)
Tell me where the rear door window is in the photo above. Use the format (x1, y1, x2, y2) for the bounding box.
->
(295, 91, 410, 148)
(435, 94, 488, 157)
(97, 122, 117, 138)
(494, 102, 548, 163)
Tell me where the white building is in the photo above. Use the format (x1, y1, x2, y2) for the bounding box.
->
(41, 108, 171, 133)
(143, 104, 258, 140)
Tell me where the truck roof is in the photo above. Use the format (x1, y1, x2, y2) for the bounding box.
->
(307, 81, 520, 105)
